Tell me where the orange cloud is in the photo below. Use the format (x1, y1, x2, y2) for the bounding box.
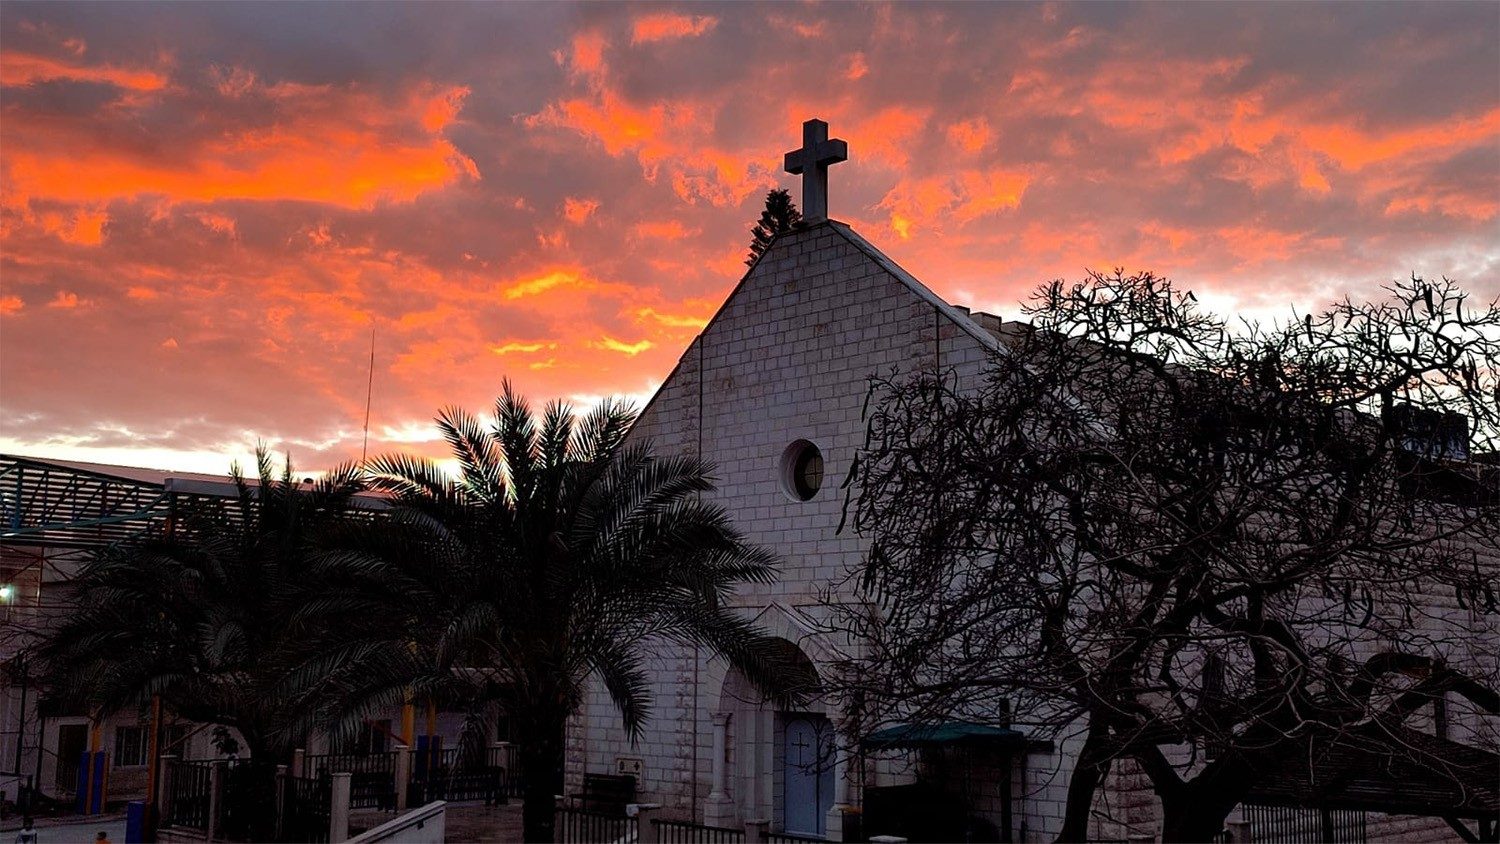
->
(125, 286, 159, 300)
(563, 197, 600, 224)
(851, 107, 929, 169)
(38, 207, 108, 245)
(878, 168, 1030, 236)
(845, 53, 869, 81)
(631, 220, 699, 240)
(491, 341, 551, 354)
(561, 31, 608, 82)
(0, 50, 168, 91)
(193, 211, 237, 236)
(593, 336, 653, 355)
(0, 296, 23, 315)
(946, 118, 993, 154)
(47, 291, 81, 309)
(503, 269, 593, 299)
(3, 81, 478, 211)
(631, 13, 718, 45)
(635, 307, 710, 329)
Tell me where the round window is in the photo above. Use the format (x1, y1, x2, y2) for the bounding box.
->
(780, 440, 824, 501)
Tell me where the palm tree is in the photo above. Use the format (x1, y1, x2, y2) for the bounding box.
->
(301, 383, 795, 842)
(38, 450, 365, 837)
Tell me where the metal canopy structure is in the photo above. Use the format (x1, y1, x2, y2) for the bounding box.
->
(0, 454, 181, 550)
(862, 721, 1028, 751)
(1247, 725, 1500, 820)
(1, 453, 388, 553)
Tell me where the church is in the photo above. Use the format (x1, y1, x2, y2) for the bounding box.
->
(564, 120, 1500, 843)
(565, 119, 1074, 841)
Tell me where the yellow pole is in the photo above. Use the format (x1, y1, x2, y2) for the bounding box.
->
(401, 701, 415, 747)
(425, 700, 438, 770)
(144, 696, 162, 808)
(85, 716, 102, 814)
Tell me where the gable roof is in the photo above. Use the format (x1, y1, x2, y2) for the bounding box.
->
(631, 219, 1006, 428)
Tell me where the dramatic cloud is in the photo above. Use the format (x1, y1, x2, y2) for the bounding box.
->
(1, 2, 1496, 474)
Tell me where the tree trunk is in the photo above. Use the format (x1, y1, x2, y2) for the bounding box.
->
(1159, 796, 1236, 844)
(520, 708, 568, 844)
(1057, 719, 1112, 843)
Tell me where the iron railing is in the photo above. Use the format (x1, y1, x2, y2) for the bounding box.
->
(767, 832, 826, 844)
(655, 818, 747, 844)
(163, 759, 212, 831)
(555, 806, 632, 843)
(219, 759, 280, 842)
(305, 750, 396, 776)
(1242, 804, 1367, 843)
(408, 766, 505, 805)
(278, 774, 331, 844)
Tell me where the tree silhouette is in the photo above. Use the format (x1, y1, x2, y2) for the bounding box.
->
(835, 274, 1500, 842)
(299, 383, 801, 842)
(746, 188, 802, 266)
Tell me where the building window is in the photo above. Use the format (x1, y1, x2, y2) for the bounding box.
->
(780, 440, 825, 501)
(334, 720, 392, 755)
(115, 725, 147, 768)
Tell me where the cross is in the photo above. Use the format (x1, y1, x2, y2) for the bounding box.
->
(790, 734, 811, 765)
(784, 118, 847, 222)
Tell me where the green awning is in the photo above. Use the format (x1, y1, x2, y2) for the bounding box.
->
(861, 721, 1028, 750)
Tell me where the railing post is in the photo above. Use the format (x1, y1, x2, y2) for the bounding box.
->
(330, 771, 352, 843)
(635, 803, 662, 844)
(273, 765, 289, 842)
(206, 760, 225, 842)
(394, 745, 411, 812)
(745, 818, 769, 844)
(292, 748, 306, 779)
(156, 754, 178, 828)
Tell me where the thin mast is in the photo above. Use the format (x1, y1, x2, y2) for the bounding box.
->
(361, 324, 375, 465)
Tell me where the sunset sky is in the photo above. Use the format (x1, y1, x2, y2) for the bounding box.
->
(2, 2, 1497, 475)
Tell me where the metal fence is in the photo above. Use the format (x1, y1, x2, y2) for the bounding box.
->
(555, 806, 632, 843)
(164, 759, 212, 831)
(305, 750, 396, 777)
(220, 759, 281, 841)
(655, 818, 747, 844)
(1243, 804, 1367, 843)
(278, 774, 332, 844)
(408, 766, 505, 805)
(766, 832, 827, 844)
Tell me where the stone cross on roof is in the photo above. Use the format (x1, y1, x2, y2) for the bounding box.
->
(784, 118, 848, 222)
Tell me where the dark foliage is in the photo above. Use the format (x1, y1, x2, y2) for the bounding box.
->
(747, 188, 802, 266)
(836, 273, 1500, 841)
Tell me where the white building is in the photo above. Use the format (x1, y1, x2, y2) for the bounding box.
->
(565, 124, 1499, 843)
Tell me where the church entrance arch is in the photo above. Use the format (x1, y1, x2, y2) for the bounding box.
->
(708, 636, 837, 832)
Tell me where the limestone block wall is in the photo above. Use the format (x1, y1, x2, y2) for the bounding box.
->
(568, 221, 1005, 822)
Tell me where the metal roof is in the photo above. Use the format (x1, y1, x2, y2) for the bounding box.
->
(1, 454, 180, 549)
(1247, 724, 1499, 819)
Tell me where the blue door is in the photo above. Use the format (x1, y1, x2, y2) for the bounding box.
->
(783, 716, 834, 836)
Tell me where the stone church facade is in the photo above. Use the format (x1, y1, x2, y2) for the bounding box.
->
(565, 215, 1499, 842)
(565, 218, 1080, 840)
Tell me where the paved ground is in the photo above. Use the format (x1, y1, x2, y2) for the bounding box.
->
(444, 802, 525, 843)
(0, 803, 522, 843)
(0, 813, 128, 844)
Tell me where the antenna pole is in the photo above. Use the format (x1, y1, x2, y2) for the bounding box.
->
(361, 324, 375, 465)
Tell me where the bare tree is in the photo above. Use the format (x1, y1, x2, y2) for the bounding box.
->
(833, 273, 1500, 841)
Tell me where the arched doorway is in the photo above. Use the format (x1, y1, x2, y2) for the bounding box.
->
(709, 637, 836, 834)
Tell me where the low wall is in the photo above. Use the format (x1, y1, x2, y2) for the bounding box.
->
(348, 801, 446, 844)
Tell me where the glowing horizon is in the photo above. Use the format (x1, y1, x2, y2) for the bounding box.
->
(2, 2, 1496, 476)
